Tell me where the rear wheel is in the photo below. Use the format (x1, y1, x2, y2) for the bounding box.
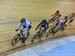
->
(31, 33, 38, 43)
(46, 29, 52, 37)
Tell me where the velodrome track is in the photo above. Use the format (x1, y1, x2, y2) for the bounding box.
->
(0, 0, 75, 56)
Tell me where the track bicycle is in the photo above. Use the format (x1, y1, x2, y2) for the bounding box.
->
(11, 30, 28, 46)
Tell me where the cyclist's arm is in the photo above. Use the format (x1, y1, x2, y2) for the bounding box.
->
(16, 23, 23, 31)
(35, 22, 42, 30)
(17, 23, 23, 30)
(59, 14, 61, 17)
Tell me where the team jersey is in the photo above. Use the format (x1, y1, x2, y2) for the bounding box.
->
(36, 20, 49, 30)
(18, 19, 31, 33)
(41, 21, 49, 27)
(56, 19, 63, 28)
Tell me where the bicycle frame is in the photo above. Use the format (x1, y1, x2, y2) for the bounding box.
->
(11, 30, 25, 46)
(46, 19, 58, 37)
(31, 27, 45, 42)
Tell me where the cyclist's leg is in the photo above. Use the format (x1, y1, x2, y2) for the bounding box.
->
(41, 27, 46, 33)
(44, 25, 49, 32)
(51, 23, 57, 31)
(26, 25, 32, 38)
(60, 23, 66, 31)
(21, 29, 29, 43)
(36, 27, 43, 39)
(51, 22, 60, 35)
(21, 32, 26, 43)
(25, 26, 31, 38)
(52, 27, 59, 35)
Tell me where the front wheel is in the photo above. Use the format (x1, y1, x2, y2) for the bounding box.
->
(11, 34, 20, 46)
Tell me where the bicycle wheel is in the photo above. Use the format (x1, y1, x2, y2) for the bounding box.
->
(39, 29, 45, 38)
(11, 34, 20, 46)
(31, 33, 38, 42)
(60, 24, 66, 31)
(46, 29, 52, 37)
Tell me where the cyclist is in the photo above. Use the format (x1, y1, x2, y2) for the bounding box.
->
(64, 16, 70, 26)
(68, 12, 75, 23)
(35, 19, 49, 33)
(49, 10, 61, 23)
(64, 15, 74, 26)
(51, 18, 64, 35)
(52, 14, 75, 33)
(31, 19, 49, 42)
(16, 18, 32, 43)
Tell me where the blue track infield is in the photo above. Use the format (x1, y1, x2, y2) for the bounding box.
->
(8, 36, 75, 56)
(40, 42, 75, 56)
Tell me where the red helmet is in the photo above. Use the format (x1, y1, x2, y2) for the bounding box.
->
(56, 10, 60, 13)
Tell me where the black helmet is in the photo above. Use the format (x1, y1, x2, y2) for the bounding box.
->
(42, 19, 46, 22)
(20, 18, 26, 23)
(65, 16, 68, 19)
(64, 16, 68, 20)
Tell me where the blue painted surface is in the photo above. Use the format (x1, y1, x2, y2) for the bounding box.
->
(40, 42, 75, 56)
(8, 36, 75, 56)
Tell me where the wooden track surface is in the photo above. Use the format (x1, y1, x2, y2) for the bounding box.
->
(0, 0, 75, 56)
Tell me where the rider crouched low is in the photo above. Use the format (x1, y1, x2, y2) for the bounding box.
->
(49, 10, 61, 23)
(50, 14, 75, 35)
(64, 15, 74, 26)
(35, 19, 49, 33)
(16, 18, 32, 43)
(63, 13, 75, 26)
(51, 18, 64, 35)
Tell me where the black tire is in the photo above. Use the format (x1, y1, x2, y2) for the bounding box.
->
(46, 30, 52, 37)
(21, 37, 26, 43)
(51, 30, 58, 36)
(31, 33, 38, 43)
(31, 29, 45, 43)
(11, 34, 20, 46)
(60, 24, 66, 31)
(60, 26, 65, 31)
